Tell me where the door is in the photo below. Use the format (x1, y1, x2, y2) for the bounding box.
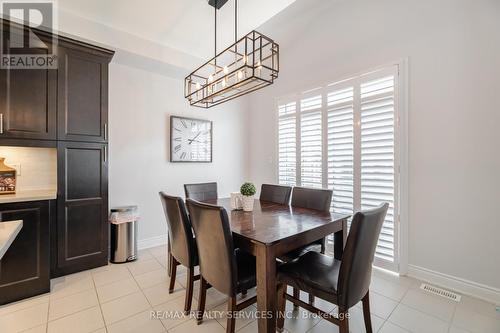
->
(55, 141, 108, 276)
(57, 45, 109, 143)
(0, 29, 57, 140)
(0, 200, 51, 305)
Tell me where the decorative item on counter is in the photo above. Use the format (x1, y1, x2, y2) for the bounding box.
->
(0, 158, 16, 195)
(240, 182, 256, 212)
(230, 192, 243, 210)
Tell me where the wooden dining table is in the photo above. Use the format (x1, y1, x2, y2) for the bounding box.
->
(203, 198, 350, 333)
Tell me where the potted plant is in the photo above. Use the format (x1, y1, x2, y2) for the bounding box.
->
(240, 182, 256, 212)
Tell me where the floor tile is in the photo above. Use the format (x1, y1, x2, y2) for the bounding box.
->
(355, 291, 399, 320)
(401, 288, 456, 321)
(448, 326, 472, 333)
(101, 291, 151, 325)
(371, 276, 410, 301)
(50, 273, 94, 300)
(154, 297, 194, 330)
(47, 306, 104, 333)
(49, 289, 99, 321)
(20, 324, 47, 333)
(309, 305, 384, 333)
(137, 250, 155, 261)
(0, 294, 49, 317)
(280, 300, 322, 333)
(0, 302, 49, 333)
(169, 318, 225, 333)
(96, 277, 140, 303)
(155, 255, 167, 268)
(92, 265, 132, 287)
(142, 281, 185, 306)
(135, 269, 169, 289)
(212, 301, 257, 331)
(148, 245, 167, 258)
(127, 258, 163, 276)
(237, 319, 289, 333)
(107, 309, 165, 333)
(457, 295, 500, 320)
(388, 303, 449, 333)
(452, 306, 500, 333)
(379, 321, 411, 333)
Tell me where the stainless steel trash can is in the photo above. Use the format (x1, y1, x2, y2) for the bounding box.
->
(109, 206, 138, 263)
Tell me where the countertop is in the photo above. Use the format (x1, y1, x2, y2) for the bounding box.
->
(0, 220, 23, 260)
(0, 189, 57, 204)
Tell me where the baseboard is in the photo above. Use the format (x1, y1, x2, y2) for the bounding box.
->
(407, 264, 500, 305)
(137, 234, 167, 250)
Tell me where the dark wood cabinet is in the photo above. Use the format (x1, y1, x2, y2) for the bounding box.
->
(0, 200, 51, 305)
(0, 30, 57, 140)
(57, 44, 111, 143)
(53, 141, 108, 276)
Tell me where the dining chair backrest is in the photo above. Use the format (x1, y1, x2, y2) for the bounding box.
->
(337, 203, 388, 308)
(184, 182, 218, 201)
(259, 184, 292, 205)
(291, 187, 333, 212)
(186, 198, 238, 297)
(159, 192, 196, 267)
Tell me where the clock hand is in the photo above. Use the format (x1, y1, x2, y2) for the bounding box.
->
(188, 139, 204, 144)
(188, 132, 201, 144)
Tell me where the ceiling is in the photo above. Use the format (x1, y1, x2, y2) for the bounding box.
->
(57, 0, 296, 59)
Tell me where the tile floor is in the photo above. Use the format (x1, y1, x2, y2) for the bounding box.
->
(0, 245, 499, 333)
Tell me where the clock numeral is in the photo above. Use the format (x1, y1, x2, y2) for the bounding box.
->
(191, 121, 196, 127)
(174, 144, 181, 153)
(173, 137, 181, 142)
(181, 119, 187, 128)
(180, 152, 186, 160)
(174, 127, 181, 132)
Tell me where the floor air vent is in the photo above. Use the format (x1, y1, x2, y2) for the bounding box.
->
(420, 283, 461, 302)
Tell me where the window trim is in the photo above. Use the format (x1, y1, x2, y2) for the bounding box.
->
(275, 60, 408, 274)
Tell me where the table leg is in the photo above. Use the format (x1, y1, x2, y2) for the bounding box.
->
(256, 244, 277, 333)
(334, 218, 348, 260)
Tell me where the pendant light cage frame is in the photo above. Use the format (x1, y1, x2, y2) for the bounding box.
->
(185, 30, 279, 108)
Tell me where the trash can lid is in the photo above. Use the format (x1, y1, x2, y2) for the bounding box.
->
(110, 205, 138, 213)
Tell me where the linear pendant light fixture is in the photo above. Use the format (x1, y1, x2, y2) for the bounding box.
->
(184, 0, 279, 108)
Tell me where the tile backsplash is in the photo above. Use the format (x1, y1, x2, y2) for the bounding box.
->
(0, 147, 57, 191)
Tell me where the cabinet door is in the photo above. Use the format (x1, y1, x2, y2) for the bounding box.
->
(0, 31, 57, 140)
(55, 141, 108, 276)
(0, 200, 51, 305)
(57, 46, 109, 142)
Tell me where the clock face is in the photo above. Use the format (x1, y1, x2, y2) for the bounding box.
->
(170, 116, 212, 162)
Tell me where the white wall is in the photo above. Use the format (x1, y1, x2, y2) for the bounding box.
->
(246, 0, 500, 292)
(108, 63, 248, 244)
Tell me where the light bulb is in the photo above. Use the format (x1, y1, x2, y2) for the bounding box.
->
(242, 55, 247, 64)
(257, 60, 262, 68)
(208, 74, 214, 83)
(223, 66, 229, 74)
(222, 77, 227, 87)
(195, 82, 201, 90)
(237, 70, 243, 80)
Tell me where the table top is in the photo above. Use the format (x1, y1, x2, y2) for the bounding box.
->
(203, 198, 349, 245)
(0, 220, 23, 260)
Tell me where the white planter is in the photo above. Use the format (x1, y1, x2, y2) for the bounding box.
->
(241, 195, 254, 211)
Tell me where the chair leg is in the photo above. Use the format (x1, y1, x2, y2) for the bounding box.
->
(169, 257, 177, 293)
(308, 293, 315, 305)
(293, 287, 299, 309)
(362, 291, 373, 333)
(277, 283, 287, 332)
(196, 277, 207, 324)
(226, 297, 237, 333)
(338, 307, 349, 333)
(184, 268, 195, 314)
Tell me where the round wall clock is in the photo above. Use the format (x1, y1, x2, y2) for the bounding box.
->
(170, 116, 212, 162)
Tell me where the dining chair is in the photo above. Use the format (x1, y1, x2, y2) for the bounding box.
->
(184, 182, 218, 201)
(282, 186, 333, 305)
(186, 199, 257, 333)
(276, 203, 389, 333)
(259, 184, 292, 205)
(159, 192, 199, 314)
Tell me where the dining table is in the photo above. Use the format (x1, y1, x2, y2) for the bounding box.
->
(202, 198, 350, 333)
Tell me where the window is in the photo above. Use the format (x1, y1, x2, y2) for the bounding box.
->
(277, 65, 401, 271)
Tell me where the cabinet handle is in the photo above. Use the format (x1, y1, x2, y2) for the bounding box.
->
(103, 146, 107, 163)
(0, 114, 3, 134)
(104, 123, 108, 141)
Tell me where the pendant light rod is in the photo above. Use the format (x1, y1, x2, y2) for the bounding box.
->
(214, 0, 217, 66)
(235, 0, 238, 42)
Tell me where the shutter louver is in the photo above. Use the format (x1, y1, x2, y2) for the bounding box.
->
(327, 87, 354, 215)
(360, 75, 396, 263)
(278, 102, 297, 186)
(300, 95, 322, 188)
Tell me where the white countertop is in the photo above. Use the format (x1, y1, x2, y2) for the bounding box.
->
(0, 189, 57, 204)
(0, 220, 23, 260)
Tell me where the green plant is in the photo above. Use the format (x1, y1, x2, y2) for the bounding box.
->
(240, 182, 256, 196)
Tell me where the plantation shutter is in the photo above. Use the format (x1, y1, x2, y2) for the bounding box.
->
(278, 102, 297, 186)
(360, 71, 398, 266)
(300, 94, 323, 188)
